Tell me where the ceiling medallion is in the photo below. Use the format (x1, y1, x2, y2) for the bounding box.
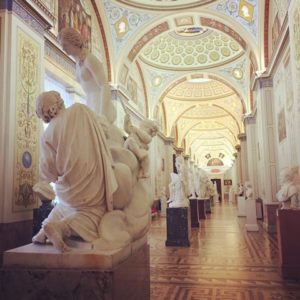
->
(232, 68, 244, 80)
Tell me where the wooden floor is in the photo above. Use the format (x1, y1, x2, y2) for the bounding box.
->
(149, 202, 300, 300)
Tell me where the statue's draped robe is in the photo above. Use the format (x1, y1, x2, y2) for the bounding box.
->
(40, 103, 117, 241)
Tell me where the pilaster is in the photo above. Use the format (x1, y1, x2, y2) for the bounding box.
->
(237, 133, 248, 184)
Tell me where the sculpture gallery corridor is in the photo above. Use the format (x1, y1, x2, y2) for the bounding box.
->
(149, 203, 300, 300)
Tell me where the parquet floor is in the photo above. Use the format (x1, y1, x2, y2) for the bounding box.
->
(149, 202, 300, 300)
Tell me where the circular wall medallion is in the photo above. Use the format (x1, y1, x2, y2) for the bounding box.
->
(22, 151, 32, 169)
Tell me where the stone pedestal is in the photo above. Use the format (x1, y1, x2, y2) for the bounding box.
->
(0, 237, 150, 300)
(165, 207, 191, 247)
(205, 197, 212, 214)
(189, 198, 199, 228)
(197, 199, 208, 219)
(277, 209, 300, 280)
(263, 202, 280, 232)
(245, 198, 259, 231)
(237, 196, 246, 217)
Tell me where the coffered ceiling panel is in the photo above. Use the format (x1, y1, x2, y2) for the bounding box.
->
(140, 30, 244, 70)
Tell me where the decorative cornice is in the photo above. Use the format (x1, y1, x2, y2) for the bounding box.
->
(11, 0, 52, 35)
(157, 131, 174, 145)
(235, 144, 241, 151)
(44, 39, 76, 76)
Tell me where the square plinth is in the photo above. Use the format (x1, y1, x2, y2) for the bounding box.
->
(189, 198, 199, 228)
(277, 209, 300, 280)
(165, 207, 191, 247)
(0, 237, 150, 300)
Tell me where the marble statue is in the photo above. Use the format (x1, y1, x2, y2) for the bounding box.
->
(276, 168, 300, 209)
(245, 181, 253, 200)
(167, 156, 189, 208)
(124, 113, 158, 178)
(188, 167, 197, 199)
(160, 186, 168, 217)
(58, 27, 116, 123)
(32, 181, 55, 204)
(33, 91, 152, 252)
(199, 173, 209, 198)
(238, 183, 244, 196)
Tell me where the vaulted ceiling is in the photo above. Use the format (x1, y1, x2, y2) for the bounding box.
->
(96, 0, 262, 174)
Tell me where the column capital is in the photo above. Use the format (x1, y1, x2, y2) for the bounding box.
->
(235, 144, 241, 151)
(237, 133, 246, 141)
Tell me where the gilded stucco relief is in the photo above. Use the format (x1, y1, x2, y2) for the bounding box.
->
(13, 28, 40, 211)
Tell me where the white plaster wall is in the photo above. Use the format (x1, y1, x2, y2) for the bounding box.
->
(273, 48, 298, 173)
(0, 13, 44, 223)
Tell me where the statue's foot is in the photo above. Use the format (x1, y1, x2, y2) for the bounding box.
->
(32, 229, 46, 244)
(43, 223, 70, 252)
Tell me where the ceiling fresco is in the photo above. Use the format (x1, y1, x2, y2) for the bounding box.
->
(115, 0, 217, 10)
(98, 1, 260, 173)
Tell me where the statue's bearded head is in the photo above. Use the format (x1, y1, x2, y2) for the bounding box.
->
(36, 91, 65, 123)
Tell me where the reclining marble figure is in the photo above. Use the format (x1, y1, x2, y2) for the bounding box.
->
(33, 91, 152, 252)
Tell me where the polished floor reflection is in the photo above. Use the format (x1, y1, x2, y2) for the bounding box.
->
(149, 202, 300, 300)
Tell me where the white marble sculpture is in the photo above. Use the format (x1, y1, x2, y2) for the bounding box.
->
(160, 186, 168, 216)
(238, 183, 244, 196)
(188, 167, 197, 199)
(167, 156, 189, 208)
(276, 168, 300, 209)
(245, 181, 253, 199)
(123, 113, 158, 178)
(58, 27, 116, 123)
(199, 173, 209, 198)
(33, 91, 152, 252)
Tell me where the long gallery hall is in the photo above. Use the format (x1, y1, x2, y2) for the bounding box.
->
(149, 202, 300, 300)
(1, 1, 300, 300)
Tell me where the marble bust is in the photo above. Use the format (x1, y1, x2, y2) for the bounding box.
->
(276, 168, 300, 209)
(245, 181, 253, 200)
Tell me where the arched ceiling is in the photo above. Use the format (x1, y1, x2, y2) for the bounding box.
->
(115, 0, 217, 10)
(97, 0, 261, 174)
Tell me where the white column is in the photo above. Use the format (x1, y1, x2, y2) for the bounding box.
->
(237, 133, 248, 184)
(255, 78, 278, 203)
(244, 116, 258, 199)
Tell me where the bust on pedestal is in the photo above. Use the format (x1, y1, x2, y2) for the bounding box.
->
(276, 167, 300, 279)
(165, 157, 191, 247)
(244, 181, 258, 231)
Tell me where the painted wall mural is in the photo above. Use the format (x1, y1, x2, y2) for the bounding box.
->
(14, 28, 40, 211)
(58, 0, 92, 49)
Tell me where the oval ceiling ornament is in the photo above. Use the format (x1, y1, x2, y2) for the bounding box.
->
(115, 0, 218, 11)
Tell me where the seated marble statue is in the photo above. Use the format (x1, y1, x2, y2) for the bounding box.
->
(124, 113, 158, 178)
(276, 168, 300, 209)
(33, 91, 152, 252)
(244, 181, 253, 200)
(167, 157, 189, 208)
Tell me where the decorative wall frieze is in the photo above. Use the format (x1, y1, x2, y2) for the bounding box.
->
(44, 39, 76, 76)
